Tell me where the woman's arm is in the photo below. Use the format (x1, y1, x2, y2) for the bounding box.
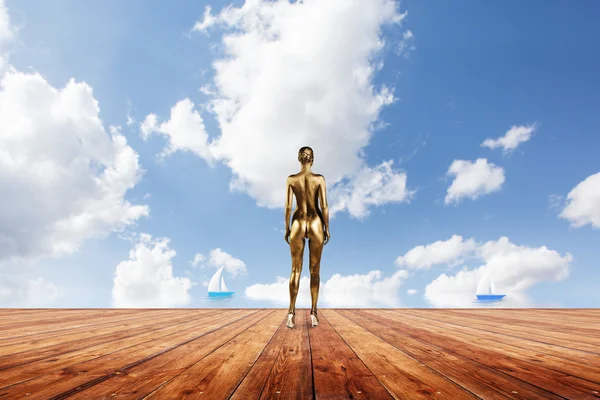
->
(284, 177, 293, 244)
(318, 176, 330, 244)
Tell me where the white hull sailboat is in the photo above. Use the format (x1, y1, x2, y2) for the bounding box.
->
(208, 266, 234, 297)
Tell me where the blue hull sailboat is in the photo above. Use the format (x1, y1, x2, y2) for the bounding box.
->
(477, 294, 506, 301)
(476, 271, 505, 301)
(208, 266, 234, 297)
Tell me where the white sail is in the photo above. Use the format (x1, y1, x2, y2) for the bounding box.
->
(220, 275, 229, 292)
(208, 266, 224, 292)
(490, 279, 496, 295)
(476, 272, 490, 294)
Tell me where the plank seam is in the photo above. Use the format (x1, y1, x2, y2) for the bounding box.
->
(229, 310, 288, 400)
(0, 310, 226, 372)
(306, 309, 317, 400)
(139, 309, 275, 400)
(359, 310, 572, 400)
(46, 309, 266, 400)
(320, 310, 396, 400)
(0, 309, 186, 344)
(396, 310, 600, 358)
(0, 310, 250, 392)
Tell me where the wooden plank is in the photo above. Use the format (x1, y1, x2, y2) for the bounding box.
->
(399, 309, 600, 358)
(0, 310, 141, 331)
(0, 310, 259, 399)
(0, 310, 188, 355)
(230, 309, 313, 399)
(340, 309, 562, 400)
(310, 310, 393, 400)
(366, 310, 600, 400)
(322, 310, 478, 400)
(444, 309, 600, 325)
(389, 312, 600, 383)
(0, 310, 230, 387)
(429, 309, 600, 338)
(0, 309, 137, 322)
(142, 310, 285, 399)
(66, 310, 272, 400)
(0, 309, 183, 341)
(444, 309, 600, 326)
(0, 310, 204, 363)
(400, 310, 600, 367)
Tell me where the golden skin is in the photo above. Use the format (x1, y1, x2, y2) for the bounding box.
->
(284, 147, 330, 326)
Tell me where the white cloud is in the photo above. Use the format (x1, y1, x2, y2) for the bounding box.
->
(112, 234, 193, 307)
(146, 0, 411, 219)
(140, 98, 215, 164)
(0, 275, 59, 307)
(190, 253, 205, 267)
(192, 5, 218, 32)
(330, 160, 413, 219)
(245, 269, 409, 307)
(424, 236, 572, 307)
(398, 29, 415, 58)
(191, 248, 247, 276)
(559, 172, 600, 229)
(481, 124, 537, 153)
(407, 288, 418, 295)
(395, 235, 477, 269)
(0, 70, 148, 265)
(548, 193, 564, 211)
(445, 158, 505, 204)
(0, 0, 13, 45)
(0, 0, 15, 76)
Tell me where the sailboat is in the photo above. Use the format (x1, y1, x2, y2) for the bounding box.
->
(476, 270, 506, 301)
(208, 266, 235, 297)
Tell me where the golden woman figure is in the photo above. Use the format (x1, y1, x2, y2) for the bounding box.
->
(284, 146, 330, 328)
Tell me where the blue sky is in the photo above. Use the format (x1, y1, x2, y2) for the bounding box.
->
(0, 0, 598, 308)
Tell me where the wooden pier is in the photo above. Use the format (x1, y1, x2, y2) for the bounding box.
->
(0, 308, 598, 399)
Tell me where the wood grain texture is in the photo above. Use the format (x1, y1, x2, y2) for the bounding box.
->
(365, 309, 600, 400)
(310, 310, 393, 400)
(0, 308, 598, 400)
(323, 310, 478, 400)
(230, 309, 312, 400)
(340, 310, 561, 400)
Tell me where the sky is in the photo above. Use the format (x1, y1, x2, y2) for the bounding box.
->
(0, 0, 599, 308)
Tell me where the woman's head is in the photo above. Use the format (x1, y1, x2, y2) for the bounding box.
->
(298, 146, 314, 165)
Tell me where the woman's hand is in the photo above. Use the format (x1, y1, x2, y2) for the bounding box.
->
(284, 228, 291, 244)
(324, 229, 330, 245)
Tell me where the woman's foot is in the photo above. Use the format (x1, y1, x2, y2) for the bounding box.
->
(310, 313, 319, 327)
(287, 313, 295, 328)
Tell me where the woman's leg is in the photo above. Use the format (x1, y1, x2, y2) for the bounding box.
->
(288, 219, 306, 317)
(307, 218, 325, 320)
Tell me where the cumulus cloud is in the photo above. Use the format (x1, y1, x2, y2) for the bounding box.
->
(144, 0, 411, 219)
(445, 158, 505, 204)
(329, 161, 413, 219)
(245, 269, 409, 307)
(0, 275, 59, 307)
(0, 70, 148, 265)
(481, 124, 537, 153)
(0, 0, 12, 45)
(0, 1, 148, 307)
(140, 98, 215, 164)
(559, 172, 600, 229)
(406, 288, 418, 295)
(424, 236, 572, 307)
(395, 235, 477, 269)
(112, 234, 193, 307)
(191, 248, 247, 276)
